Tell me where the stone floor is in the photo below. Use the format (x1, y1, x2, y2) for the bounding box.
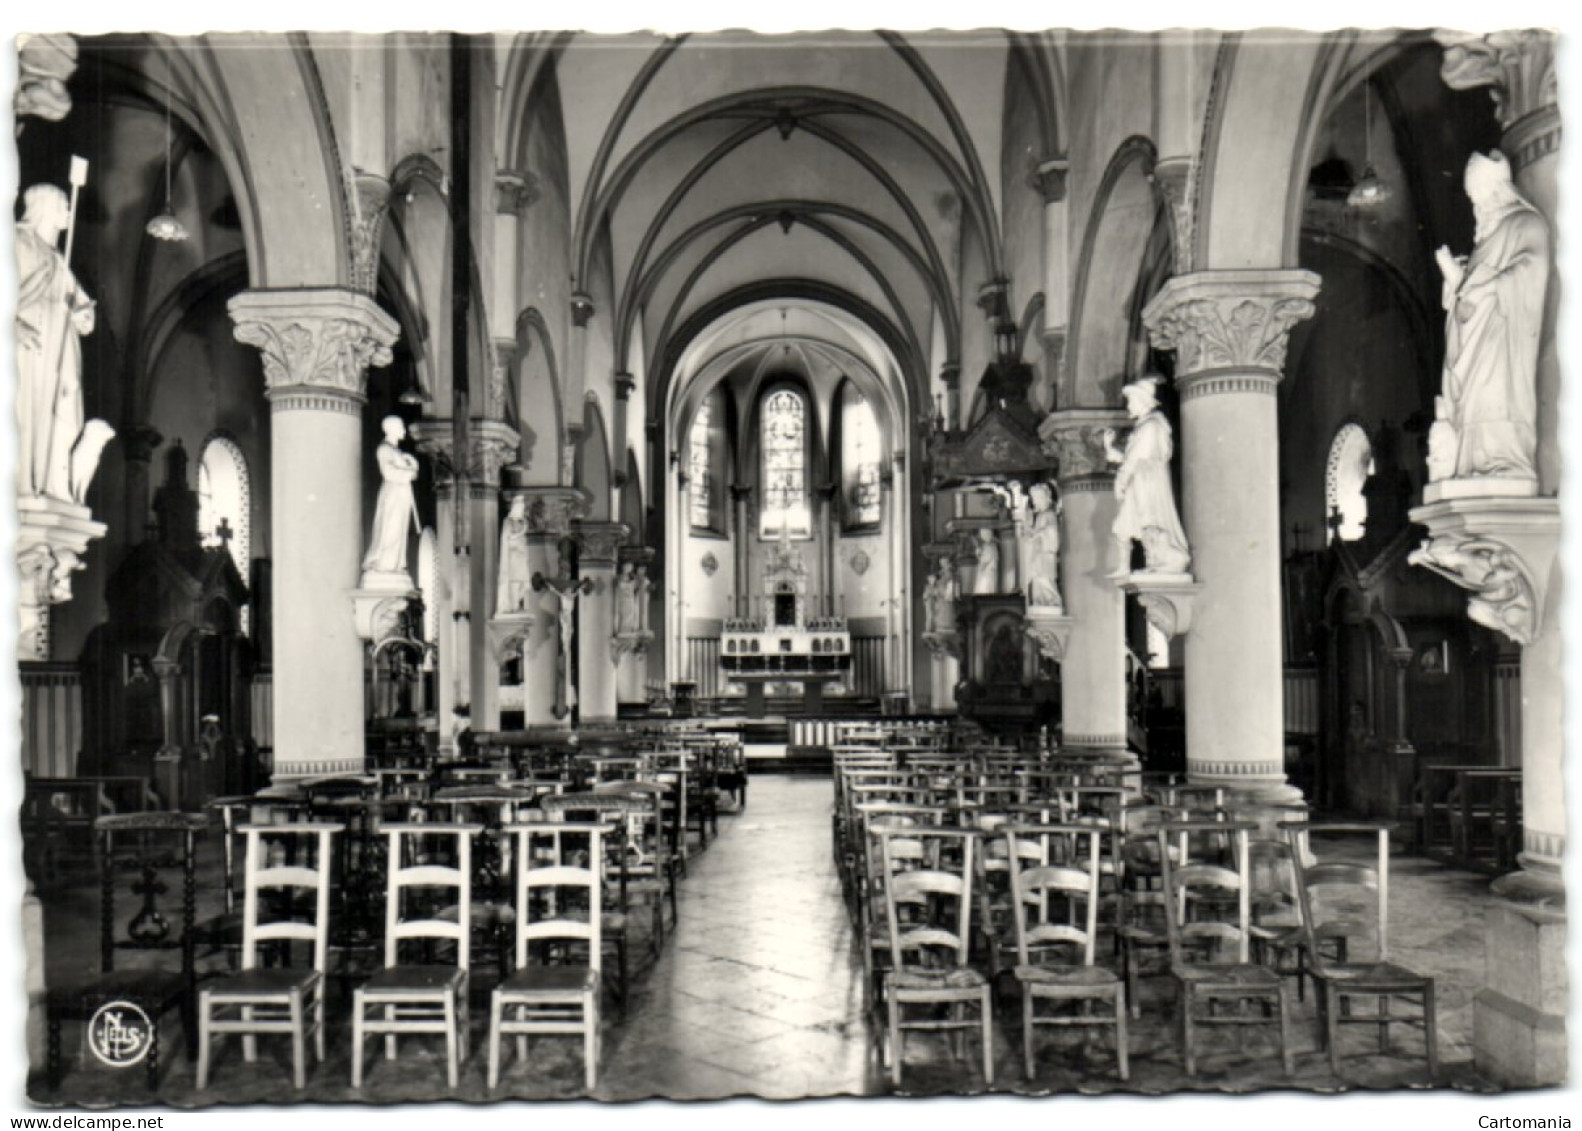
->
(28, 775, 1515, 1107)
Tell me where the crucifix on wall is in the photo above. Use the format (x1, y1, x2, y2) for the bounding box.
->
(532, 539, 593, 720)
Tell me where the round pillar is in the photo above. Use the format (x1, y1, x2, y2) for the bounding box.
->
(230, 289, 398, 779)
(1144, 270, 1319, 798)
(1042, 409, 1130, 750)
(574, 521, 628, 723)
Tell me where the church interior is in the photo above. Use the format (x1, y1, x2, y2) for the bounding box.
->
(9, 26, 1569, 1104)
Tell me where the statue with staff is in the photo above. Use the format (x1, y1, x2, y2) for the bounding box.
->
(17, 157, 114, 504)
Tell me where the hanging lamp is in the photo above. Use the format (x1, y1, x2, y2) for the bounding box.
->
(145, 54, 189, 242)
(1347, 77, 1393, 210)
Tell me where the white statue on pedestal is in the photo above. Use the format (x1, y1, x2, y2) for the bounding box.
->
(1431, 150, 1548, 483)
(1023, 482, 1064, 610)
(496, 494, 531, 615)
(362, 415, 421, 579)
(924, 561, 958, 633)
(972, 528, 1000, 595)
(615, 562, 641, 636)
(17, 183, 105, 504)
(1104, 376, 1191, 577)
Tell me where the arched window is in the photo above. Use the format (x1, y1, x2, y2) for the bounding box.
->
(839, 383, 882, 529)
(760, 387, 811, 538)
(1325, 424, 1374, 543)
(688, 397, 714, 530)
(197, 435, 251, 634)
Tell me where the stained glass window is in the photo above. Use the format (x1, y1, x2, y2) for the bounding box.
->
(760, 388, 810, 538)
(689, 398, 713, 529)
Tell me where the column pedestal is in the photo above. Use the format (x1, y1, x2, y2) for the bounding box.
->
(1144, 270, 1319, 801)
(1041, 409, 1129, 751)
(230, 288, 399, 779)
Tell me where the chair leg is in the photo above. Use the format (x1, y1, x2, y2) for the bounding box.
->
(486, 993, 502, 1090)
(1377, 993, 1391, 1054)
(290, 995, 306, 1089)
(980, 986, 994, 1085)
(583, 996, 598, 1092)
(1021, 987, 1036, 1081)
(1180, 982, 1196, 1077)
(47, 1014, 62, 1091)
(315, 988, 325, 1062)
(1114, 989, 1130, 1081)
(444, 997, 459, 1090)
(196, 995, 212, 1089)
(351, 992, 365, 1088)
(1326, 986, 1342, 1077)
(1278, 983, 1294, 1077)
(241, 1006, 257, 1063)
(887, 988, 903, 1087)
(385, 1004, 397, 1061)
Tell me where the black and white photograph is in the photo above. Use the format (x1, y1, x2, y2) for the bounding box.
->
(4, 5, 1576, 1117)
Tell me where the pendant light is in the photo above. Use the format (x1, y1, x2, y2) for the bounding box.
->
(146, 53, 189, 242)
(1347, 77, 1392, 210)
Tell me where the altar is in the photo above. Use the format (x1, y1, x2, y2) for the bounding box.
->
(721, 615, 853, 718)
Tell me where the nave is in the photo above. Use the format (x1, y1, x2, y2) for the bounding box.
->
(33, 774, 1500, 1104)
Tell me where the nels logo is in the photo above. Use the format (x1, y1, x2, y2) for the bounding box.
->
(87, 1001, 153, 1068)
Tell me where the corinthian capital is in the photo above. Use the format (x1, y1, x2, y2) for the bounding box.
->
(1142, 270, 1320, 385)
(1039, 408, 1129, 483)
(574, 521, 630, 566)
(1435, 29, 1557, 130)
(229, 289, 400, 401)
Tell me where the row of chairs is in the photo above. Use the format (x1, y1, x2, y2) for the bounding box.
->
(47, 761, 725, 1095)
(835, 746, 1439, 1088)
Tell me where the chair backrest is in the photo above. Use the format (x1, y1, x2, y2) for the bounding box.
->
(1005, 824, 1102, 969)
(239, 823, 342, 972)
(878, 827, 977, 970)
(381, 822, 480, 970)
(1283, 821, 1390, 968)
(505, 821, 609, 973)
(95, 812, 208, 973)
(1158, 820, 1255, 966)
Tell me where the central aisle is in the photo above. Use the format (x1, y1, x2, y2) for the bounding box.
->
(597, 775, 879, 1099)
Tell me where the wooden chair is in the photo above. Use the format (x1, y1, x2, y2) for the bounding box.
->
(350, 823, 480, 1089)
(487, 822, 608, 1091)
(47, 812, 208, 1091)
(196, 823, 341, 1090)
(593, 780, 680, 951)
(878, 826, 993, 1088)
(1116, 804, 1183, 1017)
(1006, 824, 1128, 1082)
(1158, 821, 1293, 1078)
(1283, 821, 1437, 1081)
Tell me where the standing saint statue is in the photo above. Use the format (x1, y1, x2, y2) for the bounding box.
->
(362, 415, 421, 577)
(1432, 150, 1549, 482)
(16, 183, 96, 502)
(1104, 376, 1191, 577)
(926, 561, 958, 633)
(633, 565, 652, 633)
(1023, 482, 1064, 610)
(972, 527, 1000, 595)
(496, 494, 531, 615)
(614, 561, 640, 635)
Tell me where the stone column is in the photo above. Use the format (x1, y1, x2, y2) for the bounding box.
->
(1041, 408, 1131, 750)
(729, 484, 753, 618)
(566, 292, 594, 409)
(573, 520, 628, 723)
(1034, 158, 1069, 348)
(513, 487, 590, 728)
(412, 420, 521, 736)
(230, 288, 398, 778)
(1143, 270, 1319, 799)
